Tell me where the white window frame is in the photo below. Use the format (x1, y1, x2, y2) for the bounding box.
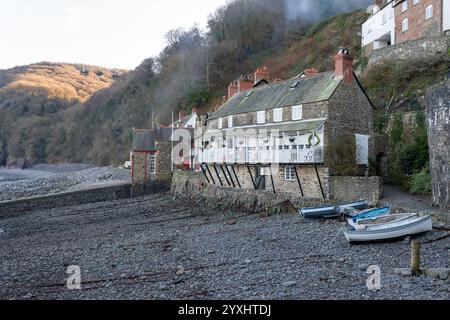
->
(402, 18, 409, 32)
(218, 118, 223, 129)
(228, 115, 233, 128)
(149, 154, 156, 174)
(257, 111, 266, 124)
(355, 134, 369, 165)
(273, 108, 283, 122)
(413, 0, 419, 5)
(292, 105, 303, 121)
(425, 5, 433, 20)
(402, 1, 408, 13)
(284, 166, 296, 181)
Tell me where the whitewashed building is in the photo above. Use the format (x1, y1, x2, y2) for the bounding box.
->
(362, 1, 396, 50)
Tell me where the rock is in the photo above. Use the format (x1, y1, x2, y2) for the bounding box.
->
(425, 268, 450, 280)
(358, 264, 370, 271)
(176, 266, 185, 277)
(22, 293, 33, 299)
(244, 259, 252, 264)
(282, 281, 297, 287)
(0, 228, 4, 235)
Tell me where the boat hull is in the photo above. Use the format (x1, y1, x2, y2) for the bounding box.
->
(344, 215, 433, 243)
(300, 206, 337, 219)
(301, 200, 369, 219)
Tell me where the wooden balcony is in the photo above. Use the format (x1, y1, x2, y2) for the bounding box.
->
(198, 146, 324, 165)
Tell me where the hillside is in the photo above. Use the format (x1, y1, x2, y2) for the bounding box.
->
(0, 0, 373, 167)
(0, 63, 127, 166)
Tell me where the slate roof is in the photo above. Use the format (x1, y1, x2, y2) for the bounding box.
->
(132, 130, 155, 151)
(209, 71, 341, 120)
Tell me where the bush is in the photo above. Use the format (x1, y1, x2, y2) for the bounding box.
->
(409, 166, 432, 195)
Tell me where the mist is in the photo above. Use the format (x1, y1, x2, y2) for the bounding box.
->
(283, 0, 372, 22)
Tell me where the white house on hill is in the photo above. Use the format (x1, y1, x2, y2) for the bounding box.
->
(362, 1, 396, 50)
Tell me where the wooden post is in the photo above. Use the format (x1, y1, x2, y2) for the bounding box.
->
(411, 240, 421, 276)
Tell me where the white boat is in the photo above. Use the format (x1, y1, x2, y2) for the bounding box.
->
(347, 213, 417, 228)
(344, 214, 433, 243)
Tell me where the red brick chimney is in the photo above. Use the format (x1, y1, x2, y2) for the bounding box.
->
(227, 81, 239, 99)
(254, 66, 270, 84)
(303, 67, 319, 77)
(238, 75, 254, 92)
(179, 111, 186, 121)
(191, 107, 199, 114)
(335, 48, 353, 84)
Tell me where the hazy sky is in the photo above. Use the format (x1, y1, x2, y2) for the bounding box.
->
(0, 0, 228, 70)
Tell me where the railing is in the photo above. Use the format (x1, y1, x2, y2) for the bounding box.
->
(199, 146, 324, 164)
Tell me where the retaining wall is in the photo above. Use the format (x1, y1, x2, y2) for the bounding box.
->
(171, 170, 381, 214)
(0, 183, 135, 217)
(368, 36, 449, 67)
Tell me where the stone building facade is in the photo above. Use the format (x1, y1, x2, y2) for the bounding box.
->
(426, 80, 450, 208)
(131, 127, 174, 188)
(196, 49, 381, 202)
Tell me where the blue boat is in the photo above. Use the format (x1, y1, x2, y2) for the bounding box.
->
(352, 207, 391, 221)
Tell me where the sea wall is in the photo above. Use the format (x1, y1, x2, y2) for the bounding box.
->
(171, 170, 381, 214)
(0, 183, 164, 218)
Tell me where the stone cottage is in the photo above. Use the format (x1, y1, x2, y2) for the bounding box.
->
(196, 49, 382, 202)
(131, 126, 174, 188)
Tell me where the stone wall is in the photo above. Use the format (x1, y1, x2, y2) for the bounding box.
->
(328, 176, 383, 205)
(426, 81, 450, 208)
(172, 171, 382, 213)
(155, 141, 173, 184)
(0, 183, 133, 217)
(368, 36, 449, 67)
(204, 164, 329, 199)
(132, 151, 152, 185)
(171, 170, 325, 214)
(207, 101, 328, 130)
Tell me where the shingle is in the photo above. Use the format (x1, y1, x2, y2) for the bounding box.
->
(209, 71, 341, 120)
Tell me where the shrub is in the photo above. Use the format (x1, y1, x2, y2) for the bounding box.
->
(409, 166, 432, 195)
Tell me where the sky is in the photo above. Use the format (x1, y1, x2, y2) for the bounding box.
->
(0, 0, 229, 70)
